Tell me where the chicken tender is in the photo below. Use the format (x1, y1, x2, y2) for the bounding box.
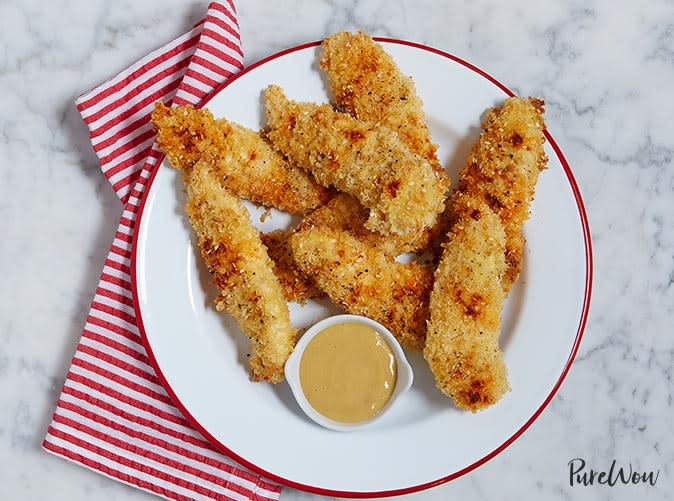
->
(152, 102, 331, 214)
(260, 229, 325, 304)
(297, 193, 435, 255)
(262, 194, 433, 303)
(290, 226, 432, 351)
(452, 97, 547, 291)
(185, 163, 296, 383)
(264, 194, 430, 303)
(424, 204, 510, 411)
(264, 85, 449, 237)
(320, 31, 443, 175)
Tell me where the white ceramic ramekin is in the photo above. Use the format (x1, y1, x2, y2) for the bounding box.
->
(284, 314, 414, 432)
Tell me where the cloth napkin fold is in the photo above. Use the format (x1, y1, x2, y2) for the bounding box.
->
(43, 3, 283, 500)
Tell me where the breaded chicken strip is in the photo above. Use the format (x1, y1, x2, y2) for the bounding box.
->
(185, 163, 296, 383)
(424, 204, 510, 411)
(152, 102, 331, 214)
(261, 194, 416, 304)
(298, 193, 434, 255)
(264, 193, 434, 304)
(264, 85, 449, 237)
(452, 97, 547, 291)
(290, 226, 432, 351)
(260, 229, 325, 304)
(320, 31, 443, 175)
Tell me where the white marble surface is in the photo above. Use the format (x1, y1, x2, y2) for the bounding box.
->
(1, 0, 672, 500)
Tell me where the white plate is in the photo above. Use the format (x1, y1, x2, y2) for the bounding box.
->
(132, 39, 592, 497)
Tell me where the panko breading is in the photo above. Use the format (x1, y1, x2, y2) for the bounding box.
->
(320, 31, 443, 175)
(185, 163, 296, 383)
(260, 229, 325, 304)
(290, 226, 432, 351)
(260, 194, 408, 304)
(297, 193, 434, 255)
(264, 85, 449, 237)
(424, 205, 510, 411)
(261, 194, 432, 303)
(152, 102, 331, 214)
(452, 97, 547, 291)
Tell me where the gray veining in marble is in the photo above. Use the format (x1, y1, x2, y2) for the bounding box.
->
(1, 1, 673, 500)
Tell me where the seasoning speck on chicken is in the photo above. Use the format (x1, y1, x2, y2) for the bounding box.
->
(152, 102, 331, 214)
(264, 85, 449, 237)
(185, 163, 296, 383)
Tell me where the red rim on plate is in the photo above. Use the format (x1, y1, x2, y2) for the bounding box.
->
(130, 38, 593, 498)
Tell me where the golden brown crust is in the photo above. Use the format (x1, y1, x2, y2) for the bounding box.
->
(320, 31, 444, 176)
(297, 193, 434, 255)
(185, 163, 296, 383)
(260, 230, 325, 304)
(264, 85, 449, 237)
(290, 225, 432, 351)
(152, 102, 331, 214)
(262, 193, 431, 303)
(424, 205, 510, 411)
(451, 97, 547, 291)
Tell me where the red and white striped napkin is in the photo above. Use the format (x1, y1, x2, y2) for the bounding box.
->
(43, 2, 283, 500)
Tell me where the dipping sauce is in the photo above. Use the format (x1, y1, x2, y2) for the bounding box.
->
(299, 322, 397, 423)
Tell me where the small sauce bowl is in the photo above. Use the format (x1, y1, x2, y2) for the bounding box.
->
(284, 314, 414, 432)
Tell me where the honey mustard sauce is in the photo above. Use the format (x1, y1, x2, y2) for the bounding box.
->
(299, 322, 397, 423)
